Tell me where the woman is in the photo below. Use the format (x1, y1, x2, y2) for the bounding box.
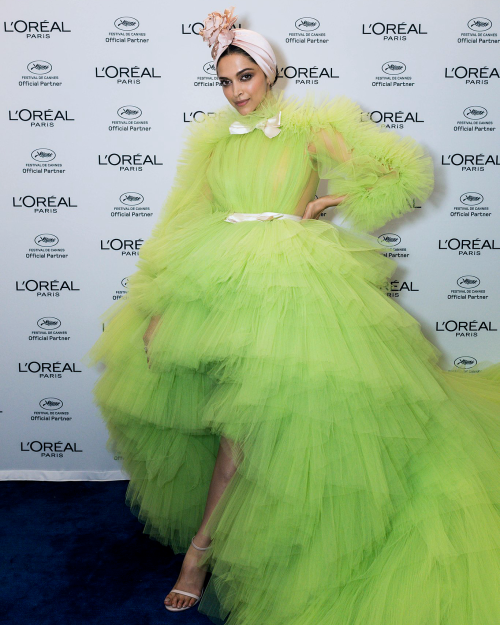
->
(84, 6, 500, 624)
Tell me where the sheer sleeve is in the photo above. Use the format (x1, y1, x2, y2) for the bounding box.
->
(125, 114, 221, 316)
(308, 95, 434, 233)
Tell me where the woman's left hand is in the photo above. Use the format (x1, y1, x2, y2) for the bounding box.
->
(301, 194, 347, 220)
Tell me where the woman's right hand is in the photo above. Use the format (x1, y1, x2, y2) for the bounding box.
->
(143, 315, 162, 368)
(301, 194, 348, 220)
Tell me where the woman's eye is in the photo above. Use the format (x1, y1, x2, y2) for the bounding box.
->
(219, 74, 253, 87)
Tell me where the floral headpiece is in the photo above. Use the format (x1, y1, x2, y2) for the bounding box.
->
(198, 6, 278, 85)
(199, 6, 238, 61)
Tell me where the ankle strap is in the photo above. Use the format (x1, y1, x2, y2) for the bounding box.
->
(191, 536, 211, 550)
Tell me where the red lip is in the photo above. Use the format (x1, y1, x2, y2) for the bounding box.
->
(235, 99, 249, 106)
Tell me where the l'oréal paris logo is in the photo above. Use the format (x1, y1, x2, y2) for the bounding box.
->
(97, 153, 163, 171)
(364, 110, 423, 129)
(12, 195, 76, 215)
(435, 319, 497, 337)
(279, 65, 339, 84)
(362, 22, 427, 40)
(444, 66, 499, 84)
(20, 441, 82, 457)
(384, 278, 419, 299)
(100, 238, 143, 256)
(183, 110, 213, 123)
(9, 109, 74, 127)
(18, 362, 82, 377)
(438, 238, 499, 255)
(95, 65, 161, 84)
(441, 153, 499, 171)
(15, 279, 79, 297)
(3, 20, 71, 37)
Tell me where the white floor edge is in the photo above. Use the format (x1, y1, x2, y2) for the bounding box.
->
(0, 470, 130, 481)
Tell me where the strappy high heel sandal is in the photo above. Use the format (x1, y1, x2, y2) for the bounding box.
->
(164, 536, 211, 612)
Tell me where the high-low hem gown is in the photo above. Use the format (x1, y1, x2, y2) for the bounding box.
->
(83, 89, 500, 625)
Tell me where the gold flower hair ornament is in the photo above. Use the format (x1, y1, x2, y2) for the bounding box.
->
(199, 6, 238, 61)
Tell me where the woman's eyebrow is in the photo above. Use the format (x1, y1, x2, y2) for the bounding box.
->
(218, 68, 254, 80)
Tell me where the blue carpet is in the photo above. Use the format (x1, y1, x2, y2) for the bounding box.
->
(0, 481, 213, 625)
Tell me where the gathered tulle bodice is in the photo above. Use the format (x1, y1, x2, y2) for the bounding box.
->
(201, 88, 434, 229)
(207, 98, 320, 217)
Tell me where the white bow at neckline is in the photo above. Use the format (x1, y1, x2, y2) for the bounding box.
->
(228, 111, 282, 139)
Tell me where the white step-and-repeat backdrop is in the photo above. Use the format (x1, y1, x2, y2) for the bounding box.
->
(1, 1, 499, 480)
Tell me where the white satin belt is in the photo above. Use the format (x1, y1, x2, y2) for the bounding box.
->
(228, 111, 282, 138)
(224, 211, 302, 223)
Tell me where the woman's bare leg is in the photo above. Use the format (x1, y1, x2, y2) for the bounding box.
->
(164, 435, 241, 609)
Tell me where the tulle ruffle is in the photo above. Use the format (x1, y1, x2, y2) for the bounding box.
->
(307, 94, 435, 233)
(84, 215, 500, 625)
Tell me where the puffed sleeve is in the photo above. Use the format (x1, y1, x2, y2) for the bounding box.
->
(307, 95, 434, 233)
(125, 111, 226, 316)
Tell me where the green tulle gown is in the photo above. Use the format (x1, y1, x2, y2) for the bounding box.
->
(83, 89, 500, 625)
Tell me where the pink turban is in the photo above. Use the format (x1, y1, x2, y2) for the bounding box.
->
(199, 6, 278, 85)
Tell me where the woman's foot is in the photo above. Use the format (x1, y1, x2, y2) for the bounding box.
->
(164, 534, 212, 610)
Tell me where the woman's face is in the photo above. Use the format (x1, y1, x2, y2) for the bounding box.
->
(217, 53, 270, 115)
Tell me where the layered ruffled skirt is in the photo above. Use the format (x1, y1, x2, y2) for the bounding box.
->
(84, 210, 500, 625)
